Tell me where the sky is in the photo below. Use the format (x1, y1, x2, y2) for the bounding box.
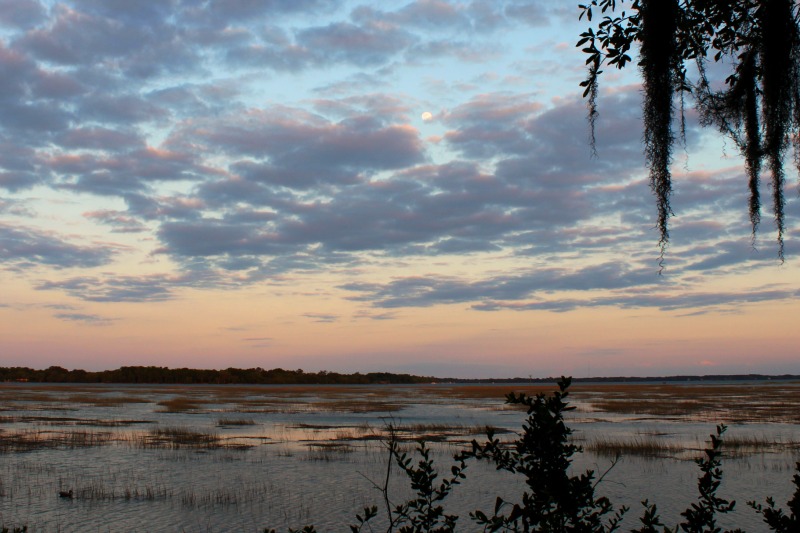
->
(1, 0, 798, 378)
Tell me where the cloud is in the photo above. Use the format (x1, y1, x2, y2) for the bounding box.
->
(74, 93, 166, 126)
(407, 39, 500, 63)
(226, 18, 416, 72)
(171, 106, 425, 177)
(504, 0, 572, 27)
(297, 21, 416, 67)
(0, 149, 45, 192)
(143, 88, 756, 276)
(342, 261, 662, 309)
(311, 93, 415, 123)
(56, 127, 145, 152)
(17, 4, 199, 78)
(53, 147, 210, 197)
(242, 335, 273, 348)
(0, 222, 114, 269)
(83, 210, 148, 233)
(354, 310, 399, 321)
(156, 219, 283, 257)
(36, 274, 177, 302)
(442, 89, 646, 180)
(146, 82, 242, 119)
(472, 286, 799, 313)
(152, 108, 430, 231)
(352, 1, 471, 31)
(681, 239, 776, 271)
(171, 159, 534, 263)
(351, 0, 516, 33)
(302, 313, 339, 323)
(185, 0, 342, 29)
(54, 312, 114, 325)
(0, 0, 46, 29)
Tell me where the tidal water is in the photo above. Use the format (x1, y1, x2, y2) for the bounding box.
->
(0, 382, 798, 532)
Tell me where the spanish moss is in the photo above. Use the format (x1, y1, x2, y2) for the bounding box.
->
(759, 0, 796, 260)
(742, 53, 762, 242)
(639, 0, 680, 253)
(579, 0, 800, 261)
(699, 51, 762, 240)
(587, 60, 601, 158)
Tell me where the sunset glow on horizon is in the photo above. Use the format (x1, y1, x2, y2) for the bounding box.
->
(1, 1, 798, 378)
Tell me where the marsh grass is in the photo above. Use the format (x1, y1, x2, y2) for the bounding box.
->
(588, 398, 707, 417)
(303, 442, 355, 461)
(61, 430, 113, 447)
(308, 423, 512, 448)
(65, 395, 151, 407)
(140, 426, 221, 448)
(76, 419, 155, 427)
(0, 392, 58, 403)
(720, 434, 800, 457)
(432, 384, 556, 400)
(0, 389, 149, 406)
(179, 483, 275, 508)
(155, 397, 210, 412)
(570, 382, 800, 423)
(217, 417, 257, 426)
(8, 381, 799, 423)
(309, 399, 404, 413)
(0, 415, 153, 428)
(288, 421, 498, 445)
(1, 415, 83, 425)
(0, 429, 113, 453)
(386, 422, 510, 443)
(73, 481, 170, 501)
(130, 426, 255, 450)
(587, 436, 682, 458)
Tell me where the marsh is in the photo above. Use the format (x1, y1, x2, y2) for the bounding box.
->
(1, 381, 798, 531)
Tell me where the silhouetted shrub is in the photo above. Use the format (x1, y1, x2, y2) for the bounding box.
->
(749, 462, 800, 532)
(461, 377, 626, 531)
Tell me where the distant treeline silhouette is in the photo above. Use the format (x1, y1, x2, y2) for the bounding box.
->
(1, 366, 798, 385)
(0, 366, 435, 385)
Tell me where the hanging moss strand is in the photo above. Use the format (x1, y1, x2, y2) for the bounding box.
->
(758, 0, 795, 260)
(639, 0, 680, 251)
(740, 52, 762, 240)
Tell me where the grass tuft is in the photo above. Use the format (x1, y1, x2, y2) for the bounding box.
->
(586, 436, 682, 458)
(216, 418, 256, 427)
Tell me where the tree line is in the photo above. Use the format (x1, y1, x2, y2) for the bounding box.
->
(2, 366, 798, 385)
(0, 366, 434, 385)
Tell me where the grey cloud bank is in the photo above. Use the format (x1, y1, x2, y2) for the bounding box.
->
(1, 0, 795, 315)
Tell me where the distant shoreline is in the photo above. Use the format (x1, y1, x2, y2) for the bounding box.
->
(1, 366, 798, 385)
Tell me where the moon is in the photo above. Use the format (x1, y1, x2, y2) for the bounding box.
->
(421, 111, 433, 121)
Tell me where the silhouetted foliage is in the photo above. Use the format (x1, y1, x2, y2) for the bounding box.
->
(631, 499, 667, 533)
(749, 462, 800, 532)
(676, 425, 742, 533)
(578, 0, 800, 259)
(627, 427, 745, 532)
(347, 425, 467, 533)
(389, 438, 466, 532)
(461, 377, 626, 531)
